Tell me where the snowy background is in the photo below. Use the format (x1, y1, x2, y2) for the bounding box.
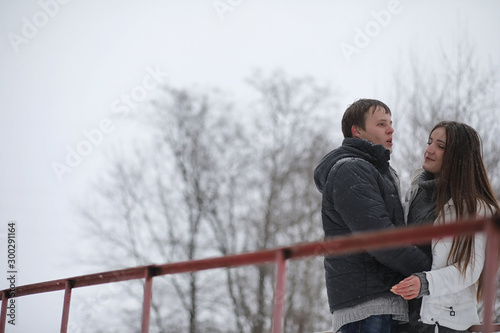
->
(1, 0, 500, 331)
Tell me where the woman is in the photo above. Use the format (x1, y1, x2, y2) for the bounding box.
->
(391, 121, 499, 332)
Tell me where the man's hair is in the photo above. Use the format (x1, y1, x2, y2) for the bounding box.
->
(341, 99, 391, 138)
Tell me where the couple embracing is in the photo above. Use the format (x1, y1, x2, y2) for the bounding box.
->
(314, 99, 499, 333)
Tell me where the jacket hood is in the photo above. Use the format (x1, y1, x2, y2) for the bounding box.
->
(314, 138, 390, 193)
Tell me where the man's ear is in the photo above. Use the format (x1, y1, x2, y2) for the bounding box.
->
(351, 125, 362, 138)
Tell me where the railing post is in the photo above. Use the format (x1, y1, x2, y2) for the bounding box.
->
(482, 217, 500, 333)
(272, 250, 288, 333)
(60, 280, 73, 333)
(0, 291, 8, 333)
(141, 267, 154, 333)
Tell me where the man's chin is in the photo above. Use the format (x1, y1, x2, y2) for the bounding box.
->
(378, 142, 392, 153)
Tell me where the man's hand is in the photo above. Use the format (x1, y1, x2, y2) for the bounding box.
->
(391, 275, 421, 300)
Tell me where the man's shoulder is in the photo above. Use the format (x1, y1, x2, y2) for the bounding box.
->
(326, 156, 380, 187)
(330, 156, 376, 175)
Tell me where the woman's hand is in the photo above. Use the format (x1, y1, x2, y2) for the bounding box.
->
(391, 275, 421, 300)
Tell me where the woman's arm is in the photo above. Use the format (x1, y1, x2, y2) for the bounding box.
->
(391, 231, 485, 299)
(425, 232, 485, 296)
(390, 275, 421, 300)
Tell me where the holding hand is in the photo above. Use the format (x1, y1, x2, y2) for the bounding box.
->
(391, 275, 421, 300)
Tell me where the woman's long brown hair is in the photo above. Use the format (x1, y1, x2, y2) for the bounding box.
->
(431, 121, 499, 300)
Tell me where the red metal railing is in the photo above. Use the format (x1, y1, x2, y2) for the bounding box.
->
(1, 215, 499, 333)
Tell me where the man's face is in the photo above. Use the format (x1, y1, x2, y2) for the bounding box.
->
(352, 106, 394, 153)
(422, 126, 446, 176)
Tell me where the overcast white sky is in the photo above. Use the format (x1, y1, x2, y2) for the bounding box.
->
(1, 0, 499, 331)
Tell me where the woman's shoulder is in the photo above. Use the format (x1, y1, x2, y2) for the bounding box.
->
(475, 200, 497, 217)
(403, 168, 425, 205)
(409, 168, 424, 185)
(443, 199, 497, 218)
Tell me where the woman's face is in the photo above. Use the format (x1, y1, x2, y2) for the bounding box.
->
(423, 127, 446, 176)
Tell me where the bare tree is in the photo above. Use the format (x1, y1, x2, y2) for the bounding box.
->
(79, 86, 240, 332)
(78, 71, 339, 332)
(229, 69, 337, 333)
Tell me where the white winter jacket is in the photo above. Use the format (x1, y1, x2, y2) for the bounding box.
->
(404, 169, 493, 330)
(419, 198, 490, 330)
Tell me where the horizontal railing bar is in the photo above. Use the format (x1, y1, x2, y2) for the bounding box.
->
(146, 216, 493, 277)
(1, 215, 497, 300)
(289, 216, 489, 259)
(71, 266, 150, 288)
(2, 267, 151, 299)
(156, 250, 279, 275)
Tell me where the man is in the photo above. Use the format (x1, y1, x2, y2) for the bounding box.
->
(314, 99, 431, 333)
